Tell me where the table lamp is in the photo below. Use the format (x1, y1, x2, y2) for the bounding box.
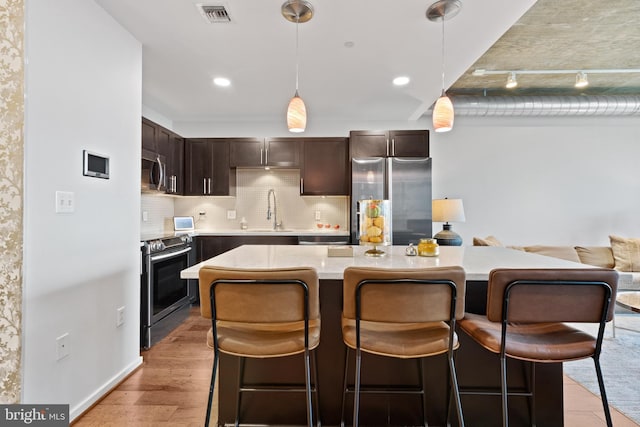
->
(432, 198, 465, 246)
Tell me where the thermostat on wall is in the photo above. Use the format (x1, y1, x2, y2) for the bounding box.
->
(83, 150, 109, 179)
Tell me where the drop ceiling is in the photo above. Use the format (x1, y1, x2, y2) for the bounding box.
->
(94, 0, 640, 125)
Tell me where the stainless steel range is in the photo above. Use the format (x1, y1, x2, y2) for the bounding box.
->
(140, 233, 195, 349)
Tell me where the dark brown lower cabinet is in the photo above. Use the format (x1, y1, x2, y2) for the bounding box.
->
(195, 235, 299, 263)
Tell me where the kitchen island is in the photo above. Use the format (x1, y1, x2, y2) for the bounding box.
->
(181, 245, 598, 426)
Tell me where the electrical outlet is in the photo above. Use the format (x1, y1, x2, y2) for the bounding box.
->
(116, 306, 125, 327)
(56, 333, 70, 360)
(227, 210, 237, 220)
(199, 211, 206, 217)
(315, 210, 321, 221)
(142, 211, 148, 222)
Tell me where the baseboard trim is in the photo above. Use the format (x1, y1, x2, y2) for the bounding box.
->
(69, 356, 143, 423)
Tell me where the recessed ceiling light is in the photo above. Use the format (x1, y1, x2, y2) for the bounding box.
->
(393, 76, 410, 86)
(213, 77, 231, 87)
(344, 41, 355, 48)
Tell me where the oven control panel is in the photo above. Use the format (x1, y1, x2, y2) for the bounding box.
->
(143, 234, 193, 254)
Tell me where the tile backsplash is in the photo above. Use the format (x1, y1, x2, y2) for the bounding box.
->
(142, 169, 349, 235)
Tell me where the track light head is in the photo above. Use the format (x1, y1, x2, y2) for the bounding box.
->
(575, 71, 589, 88)
(505, 72, 518, 89)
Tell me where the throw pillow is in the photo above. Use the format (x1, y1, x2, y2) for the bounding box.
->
(574, 246, 615, 268)
(609, 235, 640, 272)
(522, 245, 581, 263)
(472, 235, 503, 247)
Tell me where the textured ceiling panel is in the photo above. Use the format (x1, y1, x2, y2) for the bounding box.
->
(449, 0, 640, 97)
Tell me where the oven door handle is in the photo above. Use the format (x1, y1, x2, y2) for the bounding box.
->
(149, 246, 192, 262)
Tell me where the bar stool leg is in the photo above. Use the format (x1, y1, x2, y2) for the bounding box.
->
(205, 349, 219, 427)
(500, 354, 509, 427)
(234, 357, 245, 427)
(340, 348, 350, 427)
(594, 356, 613, 427)
(304, 348, 314, 427)
(353, 347, 362, 427)
(530, 362, 536, 427)
(311, 350, 321, 427)
(448, 352, 464, 427)
(418, 358, 428, 427)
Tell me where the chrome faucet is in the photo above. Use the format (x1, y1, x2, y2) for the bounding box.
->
(266, 189, 281, 230)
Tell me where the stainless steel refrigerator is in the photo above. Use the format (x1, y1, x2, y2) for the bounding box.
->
(351, 157, 432, 245)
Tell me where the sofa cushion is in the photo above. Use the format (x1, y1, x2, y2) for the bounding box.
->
(609, 235, 640, 272)
(472, 235, 503, 247)
(574, 246, 615, 269)
(522, 245, 581, 263)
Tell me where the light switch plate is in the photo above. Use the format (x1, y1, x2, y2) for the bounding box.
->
(227, 210, 237, 219)
(55, 191, 75, 213)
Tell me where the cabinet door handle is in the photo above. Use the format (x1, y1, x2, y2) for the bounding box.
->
(260, 148, 263, 165)
(391, 138, 395, 156)
(208, 178, 212, 195)
(386, 139, 390, 157)
(203, 178, 207, 195)
(265, 148, 269, 165)
(300, 178, 304, 193)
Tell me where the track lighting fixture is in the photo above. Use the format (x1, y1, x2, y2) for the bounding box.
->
(505, 72, 518, 89)
(575, 71, 589, 88)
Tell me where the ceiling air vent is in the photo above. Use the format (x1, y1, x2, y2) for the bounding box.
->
(197, 4, 231, 23)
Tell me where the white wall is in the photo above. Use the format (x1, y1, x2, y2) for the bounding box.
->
(23, 0, 142, 419)
(431, 115, 640, 246)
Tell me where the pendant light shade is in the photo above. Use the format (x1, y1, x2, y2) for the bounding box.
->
(282, 0, 313, 133)
(287, 91, 307, 133)
(427, 0, 461, 134)
(433, 91, 454, 132)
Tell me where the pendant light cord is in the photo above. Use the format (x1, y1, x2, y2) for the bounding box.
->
(295, 15, 300, 92)
(440, 15, 445, 95)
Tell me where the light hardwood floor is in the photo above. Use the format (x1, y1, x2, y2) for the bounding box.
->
(72, 306, 638, 427)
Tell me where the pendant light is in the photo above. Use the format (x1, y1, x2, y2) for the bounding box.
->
(427, 0, 461, 133)
(282, 0, 313, 133)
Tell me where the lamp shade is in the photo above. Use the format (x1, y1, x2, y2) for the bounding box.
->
(432, 94, 454, 133)
(287, 91, 307, 132)
(432, 198, 465, 223)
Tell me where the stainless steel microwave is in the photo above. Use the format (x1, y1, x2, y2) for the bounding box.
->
(141, 149, 166, 193)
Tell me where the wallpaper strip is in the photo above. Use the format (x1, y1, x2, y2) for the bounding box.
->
(0, 0, 24, 403)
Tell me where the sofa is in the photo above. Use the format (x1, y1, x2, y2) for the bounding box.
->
(472, 235, 640, 291)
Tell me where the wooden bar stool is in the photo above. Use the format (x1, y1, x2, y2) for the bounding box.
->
(199, 266, 321, 427)
(340, 266, 466, 427)
(458, 268, 618, 427)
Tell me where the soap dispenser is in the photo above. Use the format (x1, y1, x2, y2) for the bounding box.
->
(240, 217, 248, 230)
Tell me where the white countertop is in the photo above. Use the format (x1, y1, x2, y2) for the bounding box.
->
(181, 245, 591, 281)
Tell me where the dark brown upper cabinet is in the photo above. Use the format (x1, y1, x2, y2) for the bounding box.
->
(301, 137, 349, 196)
(142, 117, 184, 195)
(229, 138, 300, 168)
(142, 117, 157, 152)
(184, 138, 235, 196)
(349, 130, 429, 158)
